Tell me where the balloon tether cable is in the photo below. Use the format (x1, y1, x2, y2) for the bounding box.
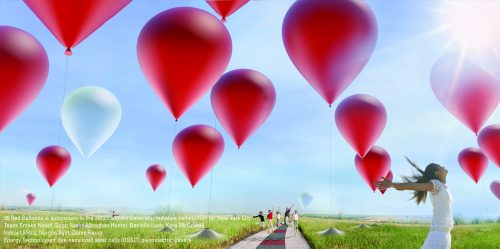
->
(51, 56, 70, 215)
(319, 105, 344, 236)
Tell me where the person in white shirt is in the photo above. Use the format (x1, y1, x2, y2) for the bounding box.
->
(292, 210, 299, 235)
(375, 158, 453, 249)
(276, 209, 281, 227)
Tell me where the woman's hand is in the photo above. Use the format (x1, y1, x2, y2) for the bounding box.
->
(374, 177, 393, 190)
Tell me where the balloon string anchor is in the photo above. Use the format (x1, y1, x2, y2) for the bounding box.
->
(221, 17, 227, 23)
(64, 48, 73, 56)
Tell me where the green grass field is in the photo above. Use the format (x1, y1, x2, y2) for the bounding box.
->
(2, 211, 499, 249)
(0, 211, 261, 249)
(299, 217, 500, 249)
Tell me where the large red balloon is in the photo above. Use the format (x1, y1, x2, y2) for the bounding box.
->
(24, 0, 131, 55)
(335, 94, 387, 158)
(211, 69, 276, 148)
(458, 147, 488, 183)
(378, 170, 393, 195)
(26, 193, 36, 206)
(478, 124, 500, 168)
(282, 0, 377, 105)
(137, 7, 232, 120)
(430, 52, 500, 134)
(146, 164, 166, 191)
(355, 146, 391, 192)
(0, 26, 49, 133)
(36, 146, 72, 187)
(206, 0, 250, 22)
(173, 125, 225, 188)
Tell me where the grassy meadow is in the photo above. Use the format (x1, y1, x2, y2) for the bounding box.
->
(2, 210, 499, 249)
(299, 217, 500, 249)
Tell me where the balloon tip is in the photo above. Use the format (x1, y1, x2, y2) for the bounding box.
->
(175, 119, 178, 122)
(328, 104, 332, 108)
(221, 17, 227, 23)
(65, 48, 72, 56)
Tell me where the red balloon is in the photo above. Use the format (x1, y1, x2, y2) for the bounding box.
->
(282, 0, 377, 105)
(137, 7, 232, 120)
(378, 170, 393, 195)
(173, 125, 225, 188)
(335, 94, 387, 158)
(430, 52, 500, 134)
(206, 0, 250, 22)
(211, 69, 276, 148)
(491, 181, 500, 200)
(26, 193, 36, 206)
(355, 146, 391, 192)
(458, 147, 488, 183)
(24, 0, 131, 55)
(146, 164, 166, 191)
(0, 26, 49, 133)
(478, 124, 500, 168)
(36, 146, 72, 187)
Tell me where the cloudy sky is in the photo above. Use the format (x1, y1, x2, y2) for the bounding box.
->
(1, 0, 499, 219)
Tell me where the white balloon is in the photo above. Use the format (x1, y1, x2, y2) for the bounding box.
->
(62, 86, 121, 158)
(299, 192, 314, 210)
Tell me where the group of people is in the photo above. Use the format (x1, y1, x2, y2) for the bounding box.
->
(248, 158, 452, 249)
(253, 204, 300, 235)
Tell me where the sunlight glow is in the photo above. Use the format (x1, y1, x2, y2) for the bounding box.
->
(441, 1, 500, 52)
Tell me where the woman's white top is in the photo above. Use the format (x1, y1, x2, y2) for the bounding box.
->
(429, 179, 454, 232)
(277, 213, 281, 219)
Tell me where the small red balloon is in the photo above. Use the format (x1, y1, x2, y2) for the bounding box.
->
(146, 164, 166, 191)
(355, 146, 391, 192)
(24, 0, 131, 54)
(26, 193, 36, 206)
(0, 26, 49, 133)
(173, 125, 225, 188)
(206, 0, 249, 21)
(282, 0, 377, 105)
(430, 52, 500, 134)
(137, 7, 232, 120)
(378, 170, 393, 194)
(478, 124, 500, 168)
(458, 147, 488, 183)
(211, 69, 276, 148)
(335, 94, 387, 158)
(36, 146, 72, 187)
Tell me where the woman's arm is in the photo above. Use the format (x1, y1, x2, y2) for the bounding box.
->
(375, 177, 434, 192)
(392, 182, 433, 191)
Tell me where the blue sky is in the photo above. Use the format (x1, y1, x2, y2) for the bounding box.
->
(0, 0, 499, 218)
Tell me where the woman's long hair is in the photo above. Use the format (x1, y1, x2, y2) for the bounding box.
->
(402, 157, 442, 205)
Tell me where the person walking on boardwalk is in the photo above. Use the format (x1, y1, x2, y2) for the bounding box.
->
(284, 204, 293, 225)
(292, 210, 299, 235)
(253, 211, 265, 228)
(276, 209, 282, 227)
(266, 209, 274, 233)
(375, 158, 453, 249)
